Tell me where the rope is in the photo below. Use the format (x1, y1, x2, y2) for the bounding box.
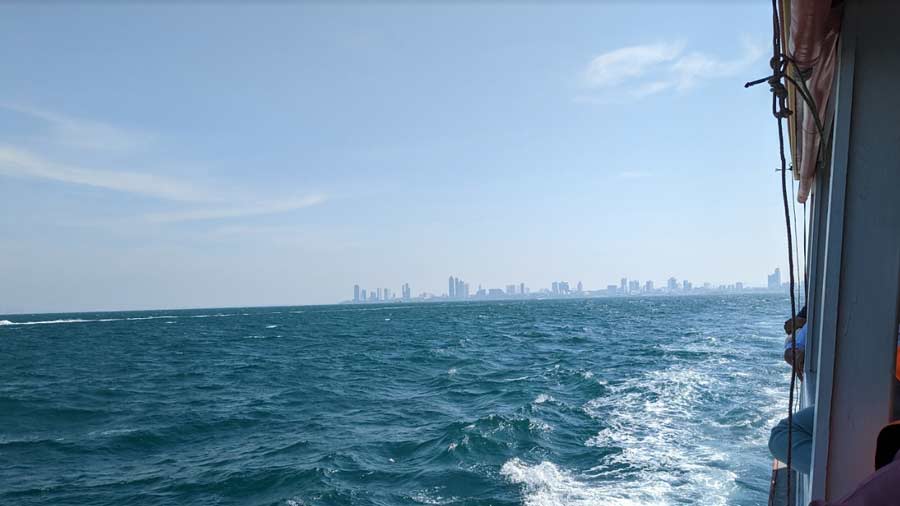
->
(746, 0, 800, 502)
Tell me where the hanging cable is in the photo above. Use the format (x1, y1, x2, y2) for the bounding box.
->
(791, 174, 803, 308)
(803, 203, 808, 305)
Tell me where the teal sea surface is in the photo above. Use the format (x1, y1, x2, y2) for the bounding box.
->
(0, 295, 789, 505)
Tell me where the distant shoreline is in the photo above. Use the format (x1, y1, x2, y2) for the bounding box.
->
(1, 290, 789, 318)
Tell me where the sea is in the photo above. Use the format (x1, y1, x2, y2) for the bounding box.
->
(0, 294, 791, 506)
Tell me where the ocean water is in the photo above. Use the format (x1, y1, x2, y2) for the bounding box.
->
(0, 295, 790, 506)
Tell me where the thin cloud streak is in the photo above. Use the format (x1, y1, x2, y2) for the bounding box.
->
(618, 170, 651, 179)
(0, 145, 214, 202)
(143, 196, 327, 223)
(0, 103, 154, 152)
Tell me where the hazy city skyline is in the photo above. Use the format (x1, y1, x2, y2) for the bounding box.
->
(0, 3, 794, 314)
(349, 268, 788, 303)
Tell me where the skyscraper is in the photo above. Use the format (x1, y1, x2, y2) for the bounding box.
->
(576, 281, 583, 293)
(506, 284, 516, 295)
(667, 277, 678, 291)
(361, 289, 367, 302)
(551, 282, 559, 295)
(520, 282, 526, 295)
(620, 278, 628, 293)
(402, 283, 411, 299)
(629, 280, 640, 293)
(383, 288, 391, 300)
(768, 268, 782, 290)
(449, 276, 456, 298)
(645, 280, 654, 292)
(376, 288, 382, 301)
(353, 284, 360, 303)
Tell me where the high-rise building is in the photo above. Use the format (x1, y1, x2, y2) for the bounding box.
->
(607, 284, 618, 295)
(768, 268, 782, 290)
(506, 284, 516, 295)
(735, 282, 744, 291)
(682, 280, 692, 291)
(620, 278, 628, 293)
(645, 280, 654, 292)
(354, 284, 360, 303)
(629, 280, 640, 293)
(461, 282, 470, 299)
(560, 281, 570, 294)
(383, 288, 391, 300)
(520, 282, 526, 295)
(401, 283, 411, 299)
(449, 276, 456, 298)
(552, 282, 559, 295)
(361, 289, 367, 302)
(576, 281, 583, 293)
(667, 277, 678, 290)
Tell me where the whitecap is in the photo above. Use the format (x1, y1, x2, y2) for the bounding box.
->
(0, 318, 92, 326)
(533, 393, 553, 404)
(266, 324, 278, 329)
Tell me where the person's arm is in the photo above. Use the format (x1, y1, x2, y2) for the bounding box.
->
(784, 324, 807, 380)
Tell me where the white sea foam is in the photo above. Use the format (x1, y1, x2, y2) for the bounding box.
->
(0, 318, 92, 325)
(409, 489, 460, 505)
(266, 324, 278, 328)
(578, 362, 742, 506)
(501, 458, 667, 506)
(533, 394, 553, 405)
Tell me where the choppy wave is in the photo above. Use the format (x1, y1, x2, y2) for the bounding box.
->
(0, 295, 789, 505)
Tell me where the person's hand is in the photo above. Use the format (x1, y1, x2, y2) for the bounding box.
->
(783, 348, 805, 381)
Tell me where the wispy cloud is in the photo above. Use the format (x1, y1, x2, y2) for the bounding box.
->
(0, 107, 326, 224)
(578, 38, 765, 103)
(144, 196, 326, 223)
(0, 103, 153, 152)
(618, 170, 651, 179)
(0, 145, 214, 202)
(584, 42, 685, 88)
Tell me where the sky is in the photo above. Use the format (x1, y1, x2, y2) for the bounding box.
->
(0, 2, 795, 313)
